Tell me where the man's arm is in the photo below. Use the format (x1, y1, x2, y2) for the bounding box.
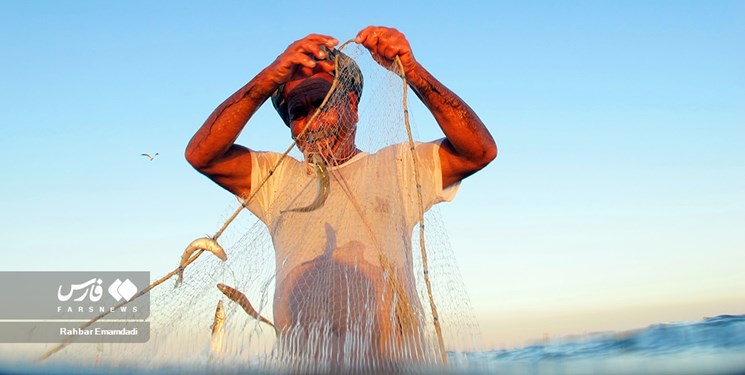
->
(185, 34, 338, 198)
(356, 26, 496, 188)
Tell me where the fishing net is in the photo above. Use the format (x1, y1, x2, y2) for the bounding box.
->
(40, 41, 481, 373)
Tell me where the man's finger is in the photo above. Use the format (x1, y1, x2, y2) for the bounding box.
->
(303, 33, 337, 42)
(355, 26, 374, 44)
(356, 26, 384, 46)
(291, 53, 316, 69)
(323, 38, 339, 48)
(293, 35, 337, 50)
(383, 45, 402, 60)
(316, 60, 335, 73)
(293, 35, 338, 61)
(362, 32, 380, 51)
(303, 44, 327, 61)
(304, 34, 338, 48)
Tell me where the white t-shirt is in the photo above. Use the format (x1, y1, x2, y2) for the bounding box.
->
(244, 140, 459, 332)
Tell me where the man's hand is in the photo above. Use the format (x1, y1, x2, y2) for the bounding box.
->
(355, 26, 417, 77)
(187, 34, 336, 199)
(357, 26, 495, 189)
(264, 34, 339, 87)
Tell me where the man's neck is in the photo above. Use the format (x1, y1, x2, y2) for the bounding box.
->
(305, 146, 361, 166)
(330, 147, 361, 165)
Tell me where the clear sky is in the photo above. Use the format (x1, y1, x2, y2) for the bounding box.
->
(1, 1, 743, 349)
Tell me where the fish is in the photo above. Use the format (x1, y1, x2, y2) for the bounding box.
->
(216, 283, 278, 335)
(176, 237, 227, 286)
(282, 153, 330, 213)
(210, 300, 225, 353)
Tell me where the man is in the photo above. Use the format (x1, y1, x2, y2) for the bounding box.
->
(186, 26, 496, 369)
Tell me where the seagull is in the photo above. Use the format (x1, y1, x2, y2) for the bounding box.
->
(141, 152, 159, 161)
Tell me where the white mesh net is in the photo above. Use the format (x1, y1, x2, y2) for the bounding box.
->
(40, 42, 482, 374)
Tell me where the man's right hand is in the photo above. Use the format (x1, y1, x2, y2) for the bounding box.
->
(263, 34, 339, 88)
(187, 34, 340, 200)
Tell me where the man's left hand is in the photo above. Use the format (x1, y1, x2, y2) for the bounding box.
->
(355, 26, 418, 77)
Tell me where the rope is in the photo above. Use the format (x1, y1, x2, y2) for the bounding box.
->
(39, 39, 448, 366)
(393, 56, 447, 365)
(38, 43, 349, 362)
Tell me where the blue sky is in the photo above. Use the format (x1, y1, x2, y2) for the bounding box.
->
(1, 1, 743, 348)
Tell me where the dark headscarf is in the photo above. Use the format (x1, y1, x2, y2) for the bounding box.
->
(271, 47, 363, 127)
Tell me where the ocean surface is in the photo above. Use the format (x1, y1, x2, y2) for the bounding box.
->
(2, 314, 744, 374)
(456, 314, 745, 375)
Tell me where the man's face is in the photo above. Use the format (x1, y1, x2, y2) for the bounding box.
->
(284, 73, 358, 159)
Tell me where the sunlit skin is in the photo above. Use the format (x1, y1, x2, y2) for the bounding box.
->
(185, 26, 496, 200)
(282, 72, 360, 162)
(185, 26, 497, 362)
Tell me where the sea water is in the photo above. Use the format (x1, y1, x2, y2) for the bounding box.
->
(455, 314, 745, 375)
(2, 315, 744, 374)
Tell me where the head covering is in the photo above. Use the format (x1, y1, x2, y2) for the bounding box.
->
(271, 46, 363, 127)
(283, 78, 334, 122)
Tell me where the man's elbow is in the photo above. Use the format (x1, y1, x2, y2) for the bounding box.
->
(484, 143, 497, 165)
(474, 143, 497, 171)
(184, 146, 211, 171)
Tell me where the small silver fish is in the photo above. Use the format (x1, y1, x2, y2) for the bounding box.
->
(217, 283, 278, 335)
(210, 300, 225, 353)
(282, 153, 330, 213)
(176, 237, 227, 286)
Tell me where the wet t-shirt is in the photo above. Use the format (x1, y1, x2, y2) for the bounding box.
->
(243, 140, 459, 337)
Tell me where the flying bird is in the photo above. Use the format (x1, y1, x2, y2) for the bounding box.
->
(141, 152, 159, 161)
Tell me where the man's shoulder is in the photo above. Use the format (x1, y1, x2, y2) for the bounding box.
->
(250, 150, 303, 173)
(251, 149, 302, 162)
(371, 140, 444, 158)
(372, 141, 423, 155)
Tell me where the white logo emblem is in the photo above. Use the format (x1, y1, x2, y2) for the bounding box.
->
(57, 278, 138, 302)
(108, 279, 138, 301)
(57, 278, 104, 302)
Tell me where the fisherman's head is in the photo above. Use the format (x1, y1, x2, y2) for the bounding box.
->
(271, 47, 363, 158)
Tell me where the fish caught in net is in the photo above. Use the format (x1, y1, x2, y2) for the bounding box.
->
(39, 41, 483, 374)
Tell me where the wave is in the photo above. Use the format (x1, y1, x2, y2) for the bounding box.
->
(480, 314, 745, 362)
